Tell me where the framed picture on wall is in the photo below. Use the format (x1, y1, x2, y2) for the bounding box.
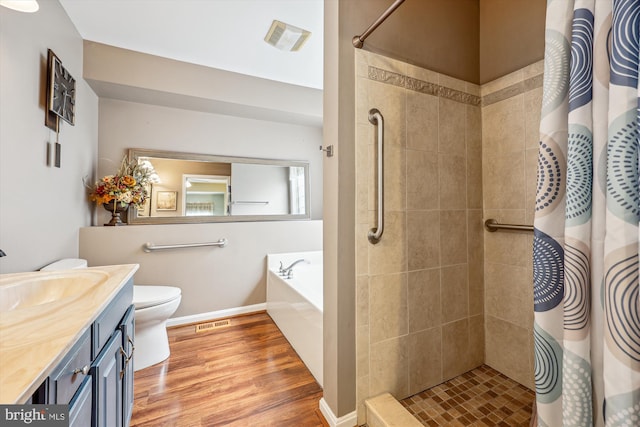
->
(157, 191, 177, 211)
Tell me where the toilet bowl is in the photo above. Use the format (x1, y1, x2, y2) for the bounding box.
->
(133, 285, 181, 370)
(40, 259, 181, 371)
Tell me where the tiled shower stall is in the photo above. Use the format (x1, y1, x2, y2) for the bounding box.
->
(354, 49, 542, 423)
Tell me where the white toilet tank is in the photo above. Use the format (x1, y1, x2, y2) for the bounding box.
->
(40, 258, 88, 271)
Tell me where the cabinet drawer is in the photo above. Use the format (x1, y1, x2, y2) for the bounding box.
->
(49, 328, 92, 405)
(92, 279, 133, 358)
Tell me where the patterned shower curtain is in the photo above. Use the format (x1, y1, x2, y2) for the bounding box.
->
(533, 0, 640, 426)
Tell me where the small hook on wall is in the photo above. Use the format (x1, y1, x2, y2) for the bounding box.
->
(319, 145, 334, 157)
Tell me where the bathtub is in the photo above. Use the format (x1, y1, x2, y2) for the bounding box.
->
(266, 251, 322, 386)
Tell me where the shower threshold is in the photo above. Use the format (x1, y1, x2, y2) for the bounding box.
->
(400, 365, 534, 426)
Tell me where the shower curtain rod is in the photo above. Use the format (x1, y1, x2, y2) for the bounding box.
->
(352, 0, 406, 48)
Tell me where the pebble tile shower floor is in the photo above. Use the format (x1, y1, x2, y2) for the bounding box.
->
(400, 365, 535, 427)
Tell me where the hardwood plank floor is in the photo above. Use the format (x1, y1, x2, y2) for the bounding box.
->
(130, 312, 328, 427)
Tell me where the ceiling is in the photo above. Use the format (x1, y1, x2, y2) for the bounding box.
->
(59, 0, 324, 90)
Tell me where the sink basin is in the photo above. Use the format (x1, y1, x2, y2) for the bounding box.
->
(0, 270, 109, 312)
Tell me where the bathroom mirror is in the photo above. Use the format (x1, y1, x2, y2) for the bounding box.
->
(127, 148, 310, 224)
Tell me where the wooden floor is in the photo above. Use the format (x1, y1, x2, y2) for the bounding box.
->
(130, 312, 328, 427)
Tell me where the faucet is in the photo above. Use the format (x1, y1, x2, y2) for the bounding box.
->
(279, 259, 310, 278)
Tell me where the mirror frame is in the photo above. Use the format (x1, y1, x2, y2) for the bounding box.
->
(127, 148, 311, 225)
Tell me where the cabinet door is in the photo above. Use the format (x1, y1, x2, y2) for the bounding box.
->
(69, 377, 92, 427)
(119, 305, 135, 427)
(92, 330, 123, 427)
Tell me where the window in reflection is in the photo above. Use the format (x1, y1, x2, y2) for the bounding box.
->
(183, 175, 230, 216)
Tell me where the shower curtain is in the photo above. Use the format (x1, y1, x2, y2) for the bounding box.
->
(533, 0, 640, 426)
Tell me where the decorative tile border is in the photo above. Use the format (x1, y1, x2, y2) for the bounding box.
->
(368, 66, 481, 106)
(482, 74, 544, 106)
(367, 65, 544, 108)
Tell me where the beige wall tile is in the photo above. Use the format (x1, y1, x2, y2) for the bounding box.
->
(356, 124, 371, 222)
(439, 154, 467, 210)
(466, 105, 482, 153)
(482, 95, 524, 153)
(483, 152, 525, 210)
(408, 269, 441, 332)
(368, 144, 407, 213)
(525, 147, 538, 217)
(467, 151, 483, 209)
(370, 273, 408, 344)
(408, 328, 443, 394)
(357, 374, 370, 426)
(356, 77, 372, 125)
(406, 63, 439, 85)
(407, 150, 439, 210)
(485, 316, 533, 388)
(384, 143, 407, 212)
(370, 335, 410, 399)
(355, 49, 369, 78)
(467, 210, 484, 316)
(524, 88, 542, 150)
(441, 264, 469, 323)
(469, 315, 484, 368)
(522, 60, 544, 80)
(366, 51, 408, 76)
(440, 210, 468, 266)
(466, 82, 481, 97)
(369, 211, 407, 275)
(368, 80, 406, 147)
(357, 223, 370, 275)
(485, 263, 533, 329)
(439, 98, 466, 154)
(526, 326, 535, 390)
(407, 92, 438, 152)
(357, 325, 370, 377)
(407, 210, 441, 271)
(357, 275, 370, 326)
(440, 74, 467, 93)
(442, 319, 470, 380)
(481, 68, 523, 97)
(484, 226, 529, 267)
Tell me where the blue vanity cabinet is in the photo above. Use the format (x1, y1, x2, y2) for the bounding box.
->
(29, 277, 135, 427)
(92, 329, 124, 427)
(119, 305, 135, 426)
(91, 281, 134, 427)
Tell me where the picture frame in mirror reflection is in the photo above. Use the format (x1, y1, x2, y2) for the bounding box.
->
(156, 191, 178, 211)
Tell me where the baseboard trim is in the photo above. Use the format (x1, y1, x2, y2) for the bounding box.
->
(319, 398, 357, 427)
(166, 303, 267, 327)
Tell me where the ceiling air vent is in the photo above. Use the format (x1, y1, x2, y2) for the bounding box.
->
(264, 20, 311, 52)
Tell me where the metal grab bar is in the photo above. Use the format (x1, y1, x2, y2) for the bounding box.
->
(231, 201, 269, 205)
(368, 109, 384, 244)
(143, 238, 228, 253)
(353, 0, 406, 48)
(484, 219, 534, 232)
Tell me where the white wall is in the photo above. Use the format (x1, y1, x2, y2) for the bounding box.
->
(85, 82, 324, 318)
(95, 98, 323, 224)
(0, 1, 99, 273)
(79, 221, 322, 317)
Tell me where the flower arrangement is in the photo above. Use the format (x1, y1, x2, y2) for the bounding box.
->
(89, 156, 153, 210)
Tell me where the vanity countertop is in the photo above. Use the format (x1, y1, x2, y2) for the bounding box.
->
(0, 264, 139, 404)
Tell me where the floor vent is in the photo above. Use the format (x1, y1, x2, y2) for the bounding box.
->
(195, 319, 231, 333)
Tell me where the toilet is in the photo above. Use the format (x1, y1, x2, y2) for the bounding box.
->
(132, 285, 181, 370)
(40, 259, 181, 371)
